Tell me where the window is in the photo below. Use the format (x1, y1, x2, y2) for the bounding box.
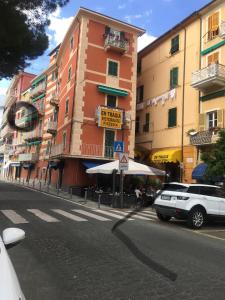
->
(168, 107, 177, 128)
(65, 99, 69, 115)
(137, 60, 142, 74)
(187, 186, 200, 194)
(38, 120, 42, 134)
(52, 71, 57, 81)
(162, 183, 188, 192)
(104, 130, 115, 158)
(199, 186, 217, 196)
(170, 67, 178, 89)
(46, 141, 51, 155)
(216, 188, 225, 198)
(136, 85, 144, 103)
(207, 111, 217, 129)
(208, 12, 219, 40)
(143, 113, 150, 132)
(107, 95, 117, 108)
(68, 66, 72, 81)
(70, 36, 74, 50)
(207, 52, 219, 65)
(63, 132, 67, 150)
(108, 61, 118, 76)
(135, 116, 140, 134)
(171, 35, 179, 54)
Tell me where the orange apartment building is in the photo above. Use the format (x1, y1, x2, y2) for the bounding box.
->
(17, 8, 144, 188)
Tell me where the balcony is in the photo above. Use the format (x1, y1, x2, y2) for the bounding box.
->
(104, 34, 129, 54)
(50, 95, 59, 106)
(30, 82, 46, 98)
(190, 129, 219, 146)
(23, 130, 43, 142)
(219, 22, 225, 39)
(81, 144, 114, 159)
(46, 121, 57, 134)
(191, 64, 225, 92)
(18, 153, 38, 162)
(0, 144, 13, 154)
(0, 124, 14, 138)
(33, 101, 45, 115)
(50, 143, 64, 157)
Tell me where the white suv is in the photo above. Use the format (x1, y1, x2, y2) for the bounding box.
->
(154, 182, 225, 229)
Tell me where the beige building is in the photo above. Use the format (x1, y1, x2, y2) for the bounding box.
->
(136, 0, 225, 183)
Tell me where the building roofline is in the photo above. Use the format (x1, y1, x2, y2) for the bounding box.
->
(48, 44, 61, 56)
(138, 0, 216, 58)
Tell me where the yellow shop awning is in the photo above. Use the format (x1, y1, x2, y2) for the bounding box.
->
(151, 149, 181, 163)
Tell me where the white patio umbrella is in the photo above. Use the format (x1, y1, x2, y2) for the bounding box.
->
(86, 159, 165, 176)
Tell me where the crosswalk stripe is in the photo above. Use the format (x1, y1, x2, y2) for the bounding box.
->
(110, 210, 154, 221)
(127, 210, 157, 217)
(27, 209, 59, 223)
(134, 212, 157, 218)
(72, 209, 111, 221)
(52, 209, 87, 222)
(1, 210, 28, 224)
(92, 209, 134, 220)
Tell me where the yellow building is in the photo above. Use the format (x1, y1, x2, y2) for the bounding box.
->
(136, 0, 225, 183)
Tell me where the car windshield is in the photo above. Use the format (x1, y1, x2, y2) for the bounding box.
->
(161, 184, 188, 192)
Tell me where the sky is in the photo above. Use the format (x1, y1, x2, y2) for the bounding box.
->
(0, 0, 211, 104)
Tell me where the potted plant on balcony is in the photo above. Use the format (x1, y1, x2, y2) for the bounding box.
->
(186, 129, 197, 136)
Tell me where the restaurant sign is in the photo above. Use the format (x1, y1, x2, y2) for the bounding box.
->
(97, 106, 123, 130)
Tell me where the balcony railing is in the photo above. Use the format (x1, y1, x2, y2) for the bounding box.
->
(33, 101, 45, 115)
(191, 63, 225, 92)
(30, 82, 46, 98)
(23, 130, 43, 141)
(81, 144, 114, 159)
(50, 95, 59, 106)
(0, 124, 14, 138)
(46, 121, 57, 134)
(18, 153, 38, 162)
(50, 143, 64, 157)
(104, 34, 129, 54)
(219, 22, 225, 39)
(0, 144, 13, 154)
(190, 129, 219, 146)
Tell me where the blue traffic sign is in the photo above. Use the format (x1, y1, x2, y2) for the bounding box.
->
(114, 141, 124, 153)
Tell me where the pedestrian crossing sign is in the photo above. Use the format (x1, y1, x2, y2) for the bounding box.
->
(114, 141, 124, 153)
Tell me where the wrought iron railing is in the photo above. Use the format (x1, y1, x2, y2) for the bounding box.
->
(104, 35, 129, 53)
(192, 63, 225, 86)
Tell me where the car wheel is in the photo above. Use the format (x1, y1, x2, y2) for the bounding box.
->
(187, 207, 206, 229)
(156, 212, 171, 222)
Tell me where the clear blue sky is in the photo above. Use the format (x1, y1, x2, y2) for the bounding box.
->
(0, 0, 211, 100)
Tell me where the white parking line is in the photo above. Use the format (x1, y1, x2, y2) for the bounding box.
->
(52, 209, 87, 222)
(27, 209, 59, 223)
(92, 209, 134, 220)
(72, 209, 111, 221)
(1, 210, 29, 224)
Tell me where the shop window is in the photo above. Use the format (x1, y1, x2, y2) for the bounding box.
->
(135, 116, 140, 134)
(108, 61, 118, 76)
(107, 95, 117, 108)
(207, 111, 217, 129)
(143, 113, 150, 132)
(168, 107, 177, 128)
(63, 132, 67, 150)
(170, 35, 179, 54)
(207, 52, 219, 65)
(104, 130, 114, 158)
(170, 67, 178, 89)
(136, 85, 144, 103)
(68, 66, 72, 81)
(208, 12, 219, 40)
(65, 99, 69, 115)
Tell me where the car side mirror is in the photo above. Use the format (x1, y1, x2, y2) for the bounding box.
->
(2, 228, 25, 250)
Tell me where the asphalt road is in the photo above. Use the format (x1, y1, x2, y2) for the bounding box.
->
(1, 181, 225, 300)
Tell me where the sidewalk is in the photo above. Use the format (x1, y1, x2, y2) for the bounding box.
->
(0, 177, 112, 210)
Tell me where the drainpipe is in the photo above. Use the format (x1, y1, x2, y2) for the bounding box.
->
(180, 28, 187, 182)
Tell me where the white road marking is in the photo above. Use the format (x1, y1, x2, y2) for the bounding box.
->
(92, 209, 134, 220)
(1, 210, 28, 224)
(72, 209, 111, 221)
(52, 209, 87, 222)
(27, 209, 59, 223)
(111, 210, 154, 221)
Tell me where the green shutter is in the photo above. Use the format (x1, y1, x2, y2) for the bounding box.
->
(168, 108, 177, 128)
(108, 61, 118, 76)
(170, 68, 178, 89)
(105, 130, 115, 158)
(171, 35, 179, 54)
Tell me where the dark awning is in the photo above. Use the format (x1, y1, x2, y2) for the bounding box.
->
(48, 160, 64, 170)
(10, 162, 21, 167)
(192, 163, 207, 180)
(23, 163, 34, 169)
(82, 161, 105, 169)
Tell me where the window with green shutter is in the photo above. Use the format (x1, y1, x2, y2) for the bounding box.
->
(105, 130, 115, 158)
(136, 85, 144, 103)
(108, 61, 118, 76)
(107, 95, 117, 108)
(171, 35, 179, 54)
(170, 67, 178, 89)
(168, 107, 177, 128)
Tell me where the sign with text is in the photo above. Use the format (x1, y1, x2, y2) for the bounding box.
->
(119, 153, 129, 171)
(97, 106, 123, 130)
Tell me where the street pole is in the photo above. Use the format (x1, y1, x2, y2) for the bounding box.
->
(120, 170, 124, 208)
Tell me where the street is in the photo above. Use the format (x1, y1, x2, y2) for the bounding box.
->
(1, 181, 225, 300)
